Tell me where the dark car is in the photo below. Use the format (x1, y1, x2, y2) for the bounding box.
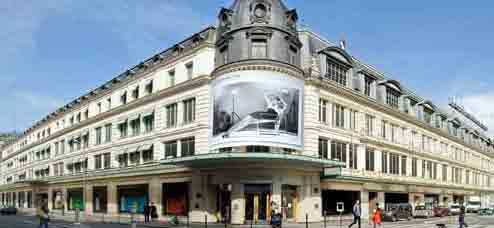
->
(0, 207, 17, 215)
(383, 203, 413, 222)
(433, 206, 450, 217)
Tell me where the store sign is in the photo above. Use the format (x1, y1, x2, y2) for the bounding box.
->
(210, 70, 304, 149)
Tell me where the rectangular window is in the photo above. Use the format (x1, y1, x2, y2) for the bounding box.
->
(366, 147, 375, 171)
(252, 39, 267, 58)
(132, 87, 139, 99)
(326, 59, 348, 86)
(364, 76, 374, 97)
(165, 141, 178, 158)
(319, 99, 328, 123)
(332, 104, 345, 128)
(423, 108, 433, 124)
(103, 153, 111, 169)
(97, 102, 102, 114)
(95, 155, 102, 169)
(166, 103, 178, 127)
(349, 144, 358, 169)
(318, 138, 328, 159)
(107, 98, 112, 110)
(382, 151, 388, 174)
(183, 98, 196, 124)
(389, 153, 400, 175)
(246, 145, 270, 152)
(145, 80, 153, 94)
(433, 163, 438, 180)
(349, 110, 357, 131)
(186, 62, 194, 80)
(381, 120, 387, 139)
(412, 158, 417, 177)
(330, 141, 347, 165)
(118, 122, 128, 138)
(120, 92, 127, 105)
(130, 119, 140, 136)
(105, 124, 112, 143)
(168, 70, 175, 87)
(181, 137, 195, 157)
(143, 113, 155, 133)
(401, 156, 407, 176)
(466, 170, 470, 184)
(142, 146, 154, 163)
(129, 152, 140, 165)
(365, 114, 374, 136)
(60, 140, 65, 154)
(289, 45, 298, 65)
(386, 87, 400, 109)
(118, 153, 128, 168)
(95, 127, 102, 145)
(442, 165, 448, 182)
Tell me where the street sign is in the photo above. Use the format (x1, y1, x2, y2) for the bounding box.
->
(336, 202, 344, 213)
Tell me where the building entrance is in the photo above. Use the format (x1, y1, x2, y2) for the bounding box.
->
(244, 184, 271, 224)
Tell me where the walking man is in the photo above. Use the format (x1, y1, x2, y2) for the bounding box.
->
(143, 202, 151, 223)
(348, 200, 361, 228)
(459, 205, 468, 228)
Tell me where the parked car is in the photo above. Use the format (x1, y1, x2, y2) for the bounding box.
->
(433, 206, 450, 217)
(383, 203, 413, 222)
(414, 205, 434, 218)
(0, 207, 17, 215)
(479, 208, 494, 216)
(449, 204, 461, 216)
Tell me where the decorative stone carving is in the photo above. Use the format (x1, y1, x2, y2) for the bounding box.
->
(250, 0, 271, 24)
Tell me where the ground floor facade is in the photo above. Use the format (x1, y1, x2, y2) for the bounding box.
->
(1, 166, 493, 224)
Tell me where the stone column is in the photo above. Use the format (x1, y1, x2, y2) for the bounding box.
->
(230, 183, 245, 225)
(84, 185, 94, 215)
(357, 145, 366, 171)
(107, 182, 118, 216)
(149, 178, 162, 220)
(24, 191, 29, 208)
(360, 190, 369, 223)
(47, 188, 53, 210)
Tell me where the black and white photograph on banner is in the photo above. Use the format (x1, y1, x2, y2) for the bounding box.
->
(211, 71, 303, 149)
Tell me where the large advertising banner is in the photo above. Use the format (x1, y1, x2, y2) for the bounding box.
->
(210, 70, 304, 150)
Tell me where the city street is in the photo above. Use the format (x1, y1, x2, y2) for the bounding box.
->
(0, 214, 493, 228)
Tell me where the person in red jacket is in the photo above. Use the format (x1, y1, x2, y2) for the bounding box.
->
(372, 203, 382, 228)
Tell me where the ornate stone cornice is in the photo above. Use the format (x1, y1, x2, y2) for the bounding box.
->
(212, 59, 304, 80)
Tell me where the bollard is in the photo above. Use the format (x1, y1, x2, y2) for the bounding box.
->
(306, 213, 308, 228)
(75, 208, 80, 225)
(250, 218, 253, 228)
(205, 214, 208, 228)
(323, 211, 326, 228)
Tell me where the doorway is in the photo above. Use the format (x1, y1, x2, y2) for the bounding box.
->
(282, 185, 298, 221)
(244, 184, 271, 224)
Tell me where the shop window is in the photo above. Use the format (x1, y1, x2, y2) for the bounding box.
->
(67, 188, 84, 211)
(162, 183, 189, 216)
(118, 184, 149, 214)
(93, 186, 108, 213)
(52, 190, 63, 210)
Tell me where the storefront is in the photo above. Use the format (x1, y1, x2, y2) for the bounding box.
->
(216, 184, 232, 223)
(93, 186, 108, 213)
(52, 190, 64, 210)
(281, 185, 298, 221)
(67, 188, 84, 210)
(322, 190, 359, 215)
(118, 184, 148, 214)
(162, 183, 189, 216)
(244, 184, 271, 224)
(424, 194, 439, 210)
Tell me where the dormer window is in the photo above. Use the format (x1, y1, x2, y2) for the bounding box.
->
(423, 108, 433, 124)
(364, 75, 374, 97)
(326, 58, 348, 86)
(386, 87, 400, 109)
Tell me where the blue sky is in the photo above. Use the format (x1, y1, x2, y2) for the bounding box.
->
(2, 0, 494, 134)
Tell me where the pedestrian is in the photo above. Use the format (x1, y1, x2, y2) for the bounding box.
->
(37, 199, 50, 228)
(372, 203, 382, 228)
(459, 205, 468, 228)
(150, 202, 158, 222)
(144, 202, 151, 223)
(348, 200, 361, 228)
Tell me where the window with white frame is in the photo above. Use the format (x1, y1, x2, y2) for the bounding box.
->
(183, 98, 196, 124)
(326, 58, 348, 86)
(164, 140, 178, 158)
(386, 87, 400, 109)
(318, 138, 328, 159)
(181, 137, 195, 157)
(332, 104, 345, 128)
(319, 99, 328, 123)
(166, 103, 178, 127)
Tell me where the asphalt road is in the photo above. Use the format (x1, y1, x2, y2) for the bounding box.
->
(1, 214, 494, 228)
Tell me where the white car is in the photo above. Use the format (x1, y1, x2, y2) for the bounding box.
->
(449, 204, 461, 215)
(414, 205, 434, 218)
